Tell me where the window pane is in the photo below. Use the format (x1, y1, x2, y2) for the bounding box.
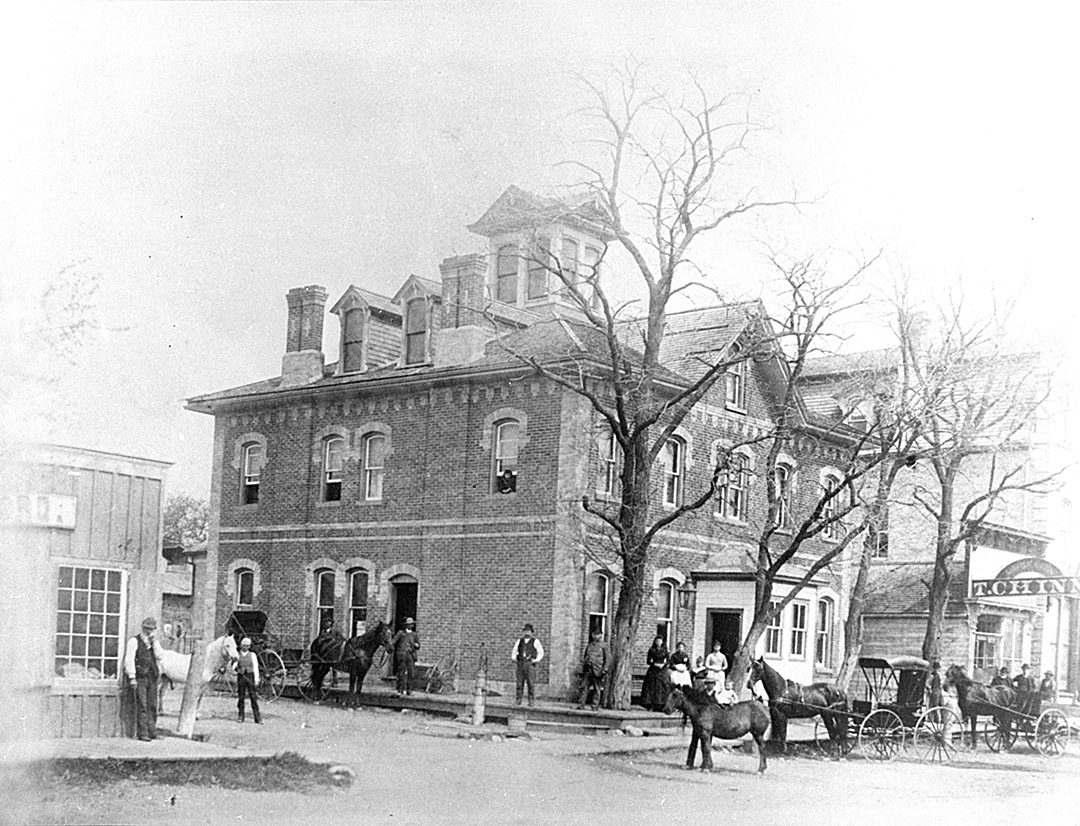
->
(406, 299, 426, 334)
(325, 439, 344, 475)
(586, 574, 608, 614)
(350, 571, 368, 607)
(496, 245, 518, 303)
(527, 238, 550, 299)
(657, 583, 673, 619)
(344, 307, 364, 342)
(59, 567, 73, 588)
(91, 569, 106, 591)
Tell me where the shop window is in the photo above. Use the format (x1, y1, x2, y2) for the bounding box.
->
(54, 566, 124, 680)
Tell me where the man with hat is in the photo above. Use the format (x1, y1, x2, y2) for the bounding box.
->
(1040, 670, 1056, 702)
(391, 618, 421, 696)
(124, 616, 164, 741)
(511, 623, 544, 706)
(235, 637, 262, 724)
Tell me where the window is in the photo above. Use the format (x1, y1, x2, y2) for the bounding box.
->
(586, 572, 610, 638)
(815, 598, 834, 668)
(561, 237, 579, 289)
(600, 431, 621, 497)
(322, 437, 344, 502)
(236, 569, 254, 609)
(773, 464, 793, 528)
(241, 443, 262, 505)
(725, 356, 747, 410)
(404, 298, 428, 365)
(868, 525, 889, 558)
(656, 581, 675, 649)
(765, 600, 782, 656)
(717, 452, 749, 521)
(974, 614, 1001, 672)
(54, 566, 124, 680)
(494, 419, 520, 493)
(663, 438, 684, 507)
(348, 569, 368, 637)
(583, 246, 600, 282)
(363, 433, 387, 501)
(314, 569, 335, 635)
(342, 307, 364, 372)
(790, 602, 808, 659)
(821, 474, 842, 540)
(496, 244, 518, 304)
(527, 237, 551, 300)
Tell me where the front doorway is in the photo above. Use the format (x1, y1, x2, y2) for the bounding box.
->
(705, 609, 742, 669)
(388, 575, 418, 678)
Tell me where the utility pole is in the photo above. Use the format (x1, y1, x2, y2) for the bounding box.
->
(471, 645, 488, 727)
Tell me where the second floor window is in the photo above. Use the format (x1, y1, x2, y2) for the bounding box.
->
(773, 464, 793, 528)
(822, 474, 842, 539)
(600, 431, 621, 497)
(663, 438, 684, 507)
(494, 419, 520, 493)
(235, 569, 254, 608)
(363, 433, 386, 501)
(322, 437, 344, 502)
(405, 298, 428, 365)
(241, 443, 263, 505)
(725, 355, 747, 410)
(496, 244, 518, 304)
(717, 452, 749, 521)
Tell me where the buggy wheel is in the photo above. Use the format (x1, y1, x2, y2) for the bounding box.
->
(258, 650, 286, 701)
(298, 675, 327, 703)
(914, 707, 961, 763)
(857, 709, 904, 760)
(984, 717, 1018, 753)
(1035, 708, 1070, 757)
(207, 666, 236, 695)
(814, 717, 853, 757)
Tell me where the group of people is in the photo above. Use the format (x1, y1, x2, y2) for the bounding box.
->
(990, 663, 1056, 714)
(641, 637, 735, 711)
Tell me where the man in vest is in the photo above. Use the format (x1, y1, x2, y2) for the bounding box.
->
(511, 623, 544, 706)
(391, 618, 421, 696)
(123, 616, 164, 741)
(235, 637, 262, 723)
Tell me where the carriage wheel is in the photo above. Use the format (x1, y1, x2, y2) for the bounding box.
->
(1034, 708, 1070, 757)
(258, 650, 286, 702)
(983, 717, 1018, 753)
(207, 666, 236, 695)
(298, 675, 327, 703)
(857, 709, 904, 760)
(914, 707, 961, 763)
(813, 717, 853, 758)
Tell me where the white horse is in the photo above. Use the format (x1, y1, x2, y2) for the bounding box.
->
(159, 635, 239, 711)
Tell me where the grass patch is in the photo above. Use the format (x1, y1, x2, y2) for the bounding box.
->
(15, 752, 345, 793)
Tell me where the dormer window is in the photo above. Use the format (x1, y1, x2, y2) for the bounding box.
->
(405, 298, 429, 365)
(561, 237, 579, 289)
(342, 307, 365, 372)
(496, 244, 518, 304)
(527, 237, 551, 300)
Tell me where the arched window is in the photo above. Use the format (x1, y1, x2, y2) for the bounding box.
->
(586, 572, 611, 638)
(235, 568, 254, 609)
(241, 443, 263, 505)
(496, 244, 518, 304)
(494, 419, 520, 493)
(656, 580, 676, 649)
(342, 307, 365, 372)
(322, 437, 344, 502)
(773, 463, 794, 528)
(363, 433, 387, 501)
(663, 438, 685, 507)
(404, 298, 428, 365)
(314, 568, 335, 635)
(816, 598, 834, 668)
(527, 237, 551, 300)
(821, 473, 843, 539)
(725, 348, 747, 411)
(717, 452, 749, 521)
(348, 569, 369, 637)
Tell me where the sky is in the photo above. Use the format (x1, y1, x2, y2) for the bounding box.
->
(1, 1, 1077, 506)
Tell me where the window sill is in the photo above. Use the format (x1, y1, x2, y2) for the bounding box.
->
(237, 502, 260, 510)
(725, 404, 748, 415)
(763, 652, 782, 661)
(50, 679, 121, 695)
(316, 500, 343, 509)
(713, 513, 747, 525)
(358, 498, 385, 506)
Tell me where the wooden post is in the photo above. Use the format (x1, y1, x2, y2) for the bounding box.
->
(176, 637, 205, 738)
(471, 645, 487, 727)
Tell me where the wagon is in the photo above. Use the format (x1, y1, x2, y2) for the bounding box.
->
(977, 692, 1070, 757)
(223, 610, 288, 701)
(812, 656, 962, 763)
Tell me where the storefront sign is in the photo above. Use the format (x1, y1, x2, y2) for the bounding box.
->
(2, 494, 77, 529)
(971, 577, 1080, 598)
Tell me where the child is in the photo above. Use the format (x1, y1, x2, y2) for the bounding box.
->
(715, 678, 738, 707)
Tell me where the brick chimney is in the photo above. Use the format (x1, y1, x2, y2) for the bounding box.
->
(435, 254, 493, 366)
(281, 285, 328, 386)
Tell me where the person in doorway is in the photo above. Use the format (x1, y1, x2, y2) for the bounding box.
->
(124, 616, 164, 741)
(1012, 663, 1037, 716)
(511, 623, 544, 706)
(641, 636, 669, 712)
(392, 618, 421, 696)
(577, 631, 608, 710)
(990, 666, 1010, 687)
(235, 637, 262, 724)
(705, 641, 728, 685)
(1040, 671, 1057, 702)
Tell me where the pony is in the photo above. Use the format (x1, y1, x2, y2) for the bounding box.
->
(943, 664, 1015, 749)
(748, 656, 849, 754)
(663, 687, 770, 773)
(308, 621, 394, 699)
(157, 634, 239, 709)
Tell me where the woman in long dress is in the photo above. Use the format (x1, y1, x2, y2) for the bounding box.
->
(668, 641, 693, 689)
(641, 636, 669, 711)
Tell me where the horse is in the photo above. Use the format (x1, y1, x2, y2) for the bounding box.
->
(157, 634, 239, 709)
(309, 621, 394, 699)
(748, 656, 849, 754)
(943, 664, 1015, 749)
(663, 687, 770, 773)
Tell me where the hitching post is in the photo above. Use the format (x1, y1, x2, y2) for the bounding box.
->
(177, 636, 206, 738)
(471, 644, 488, 726)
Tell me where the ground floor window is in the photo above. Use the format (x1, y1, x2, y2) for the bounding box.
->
(55, 565, 125, 679)
(656, 581, 675, 649)
(790, 601, 808, 659)
(314, 569, 336, 635)
(765, 600, 782, 656)
(348, 569, 368, 637)
(815, 597, 833, 669)
(974, 613, 1027, 675)
(586, 572, 611, 638)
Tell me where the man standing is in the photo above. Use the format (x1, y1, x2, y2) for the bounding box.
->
(511, 623, 544, 706)
(235, 637, 262, 724)
(392, 618, 420, 696)
(124, 616, 164, 741)
(577, 631, 608, 710)
(1012, 663, 1037, 715)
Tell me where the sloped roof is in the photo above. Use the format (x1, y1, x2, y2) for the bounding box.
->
(802, 348, 898, 379)
(864, 562, 968, 616)
(467, 185, 613, 238)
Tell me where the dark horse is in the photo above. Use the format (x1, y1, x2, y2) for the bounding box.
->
(663, 687, 770, 773)
(309, 621, 394, 699)
(748, 656, 849, 754)
(944, 664, 1015, 749)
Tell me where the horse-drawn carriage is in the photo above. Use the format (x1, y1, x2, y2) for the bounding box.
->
(219, 610, 287, 701)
